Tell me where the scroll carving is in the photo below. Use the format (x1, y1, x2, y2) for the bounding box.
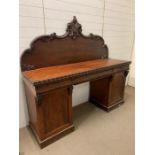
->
(20, 16, 109, 71)
(66, 16, 82, 39)
(22, 64, 36, 71)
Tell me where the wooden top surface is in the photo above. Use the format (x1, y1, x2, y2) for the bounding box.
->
(23, 59, 130, 84)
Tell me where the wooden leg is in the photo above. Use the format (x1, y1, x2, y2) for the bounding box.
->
(90, 72, 126, 111)
(29, 86, 74, 148)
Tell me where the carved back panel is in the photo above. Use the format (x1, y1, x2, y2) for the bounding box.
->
(21, 16, 109, 71)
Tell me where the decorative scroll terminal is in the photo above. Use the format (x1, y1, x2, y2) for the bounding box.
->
(22, 64, 36, 71)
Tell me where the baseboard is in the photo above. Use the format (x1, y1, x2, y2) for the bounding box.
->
(90, 97, 124, 112)
(29, 123, 75, 148)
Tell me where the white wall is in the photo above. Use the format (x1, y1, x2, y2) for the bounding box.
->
(103, 0, 135, 60)
(19, 0, 135, 128)
(128, 43, 135, 87)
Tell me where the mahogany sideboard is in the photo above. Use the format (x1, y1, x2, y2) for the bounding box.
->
(20, 16, 131, 148)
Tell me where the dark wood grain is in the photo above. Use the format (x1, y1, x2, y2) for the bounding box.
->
(90, 71, 128, 111)
(20, 16, 108, 71)
(24, 79, 74, 147)
(21, 16, 131, 148)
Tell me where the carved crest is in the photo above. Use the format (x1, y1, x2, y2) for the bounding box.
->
(21, 16, 109, 71)
(66, 16, 82, 39)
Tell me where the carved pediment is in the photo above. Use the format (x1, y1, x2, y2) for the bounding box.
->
(21, 16, 109, 71)
(66, 16, 82, 39)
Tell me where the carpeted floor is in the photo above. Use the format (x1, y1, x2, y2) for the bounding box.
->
(19, 86, 135, 155)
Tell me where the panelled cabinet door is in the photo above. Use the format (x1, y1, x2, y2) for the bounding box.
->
(90, 77, 110, 107)
(109, 72, 126, 105)
(37, 87, 73, 140)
